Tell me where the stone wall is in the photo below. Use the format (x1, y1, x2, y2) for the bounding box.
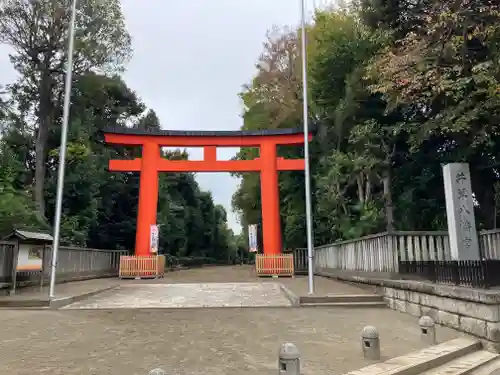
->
(316, 268, 500, 350)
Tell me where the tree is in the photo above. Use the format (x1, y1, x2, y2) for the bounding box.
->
(367, 0, 500, 227)
(0, 140, 42, 235)
(0, 2, 236, 261)
(232, 27, 307, 251)
(358, 0, 433, 39)
(232, 2, 500, 248)
(0, 0, 131, 220)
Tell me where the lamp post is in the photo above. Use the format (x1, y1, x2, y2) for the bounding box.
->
(300, 0, 315, 294)
(49, 0, 78, 298)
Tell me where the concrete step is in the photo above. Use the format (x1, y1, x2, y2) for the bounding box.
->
(342, 337, 481, 375)
(300, 301, 387, 308)
(470, 358, 500, 374)
(299, 294, 384, 304)
(0, 297, 50, 308)
(419, 350, 498, 375)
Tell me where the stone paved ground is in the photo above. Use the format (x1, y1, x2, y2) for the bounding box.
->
(63, 282, 292, 309)
(0, 266, 467, 375)
(146, 265, 376, 296)
(0, 306, 464, 375)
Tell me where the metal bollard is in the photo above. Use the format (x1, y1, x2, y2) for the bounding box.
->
(279, 342, 300, 375)
(361, 326, 380, 360)
(148, 368, 166, 375)
(419, 316, 436, 345)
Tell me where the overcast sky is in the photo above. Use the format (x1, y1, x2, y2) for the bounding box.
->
(0, 0, 323, 233)
(120, 0, 322, 233)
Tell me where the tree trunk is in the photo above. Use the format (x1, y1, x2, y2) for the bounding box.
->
(383, 167, 394, 232)
(34, 114, 49, 221)
(34, 73, 53, 222)
(336, 182, 349, 215)
(365, 177, 371, 202)
(357, 174, 364, 204)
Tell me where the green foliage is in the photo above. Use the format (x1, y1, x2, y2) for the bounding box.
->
(0, 0, 133, 220)
(0, 141, 45, 234)
(0, 2, 237, 261)
(232, 1, 500, 249)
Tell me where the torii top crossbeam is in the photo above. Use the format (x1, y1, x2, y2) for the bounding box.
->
(103, 127, 313, 257)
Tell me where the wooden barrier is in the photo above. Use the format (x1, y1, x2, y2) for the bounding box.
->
(119, 255, 166, 279)
(255, 254, 294, 277)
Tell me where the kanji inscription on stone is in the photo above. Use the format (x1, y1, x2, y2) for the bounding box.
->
(443, 163, 479, 260)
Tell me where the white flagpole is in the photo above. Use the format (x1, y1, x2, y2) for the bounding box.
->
(49, 0, 78, 298)
(300, 0, 315, 294)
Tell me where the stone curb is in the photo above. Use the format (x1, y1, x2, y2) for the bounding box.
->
(279, 284, 300, 307)
(61, 305, 296, 311)
(0, 285, 118, 309)
(49, 285, 119, 309)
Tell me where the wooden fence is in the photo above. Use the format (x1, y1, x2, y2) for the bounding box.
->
(255, 254, 294, 277)
(119, 255, 166, 279)
(0, 241, 127, 292)
(311, 229, 500, 274)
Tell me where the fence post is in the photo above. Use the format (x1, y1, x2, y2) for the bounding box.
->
(430, 261, 437, 283)
(451, 261, 460, 285)
(40, 245, 47, 292)
(388, 232, 397, 273)
(483, 260, 490, 289)
(9, 242, 19, 295)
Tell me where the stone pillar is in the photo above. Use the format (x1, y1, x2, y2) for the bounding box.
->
(419, 316, 437, 345)
(361, 326, 381, 360)
(278, 343, 300, 375)
(443, 163, 480, 260)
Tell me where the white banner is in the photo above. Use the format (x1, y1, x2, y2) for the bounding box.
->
(150, 224, 159, 254)
(248, 224, 258, 253)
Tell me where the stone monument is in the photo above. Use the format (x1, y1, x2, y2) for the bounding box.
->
(442, 163, 480, 260)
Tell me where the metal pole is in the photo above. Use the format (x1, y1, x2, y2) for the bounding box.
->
(300, 0, 315, 295)
(49, 0, 78, 298)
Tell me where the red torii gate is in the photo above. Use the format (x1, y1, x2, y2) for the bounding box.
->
(103, 127, 312, 258)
